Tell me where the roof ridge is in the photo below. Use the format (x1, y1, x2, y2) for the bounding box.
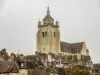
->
(71, 42, 84, 44)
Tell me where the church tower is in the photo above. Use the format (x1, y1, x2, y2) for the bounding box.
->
(36, 6, 60, 54)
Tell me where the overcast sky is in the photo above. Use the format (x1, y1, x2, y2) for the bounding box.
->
(0, 0, 100, 63)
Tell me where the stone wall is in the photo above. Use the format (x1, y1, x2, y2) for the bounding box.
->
(36, 25, 60, 54)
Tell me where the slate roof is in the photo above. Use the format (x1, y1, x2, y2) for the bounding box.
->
(26, 55, 37, 61)
(26, 55, 44, 69)
(0, 49, 9, 61)
(43, 15, 54, 21)
(16, 54, 25, 63)
(60, 41, 84, 53)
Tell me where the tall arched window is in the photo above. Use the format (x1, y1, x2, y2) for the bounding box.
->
(42, 32, 45, 37)
(45, 31, 47, 36)
(54, 32, 55, 37)
(81, 55, 83, 60)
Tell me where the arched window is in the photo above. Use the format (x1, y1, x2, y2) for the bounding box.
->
(81, 55, 83, 60)
(74, 55, 76, 58)
(42, 32, 45, 37)
(54, 32, 55, 37)
(76, 55, 77, 58)
(45, 31, 47, 36)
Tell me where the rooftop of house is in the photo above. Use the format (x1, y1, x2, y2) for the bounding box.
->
(0, 61, 19, 73)
(0, 48, 9, 61)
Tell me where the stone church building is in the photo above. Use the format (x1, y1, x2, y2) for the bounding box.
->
(36, 6, 92, 67)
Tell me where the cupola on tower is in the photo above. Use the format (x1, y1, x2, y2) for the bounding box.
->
(36, 6, 60, 54)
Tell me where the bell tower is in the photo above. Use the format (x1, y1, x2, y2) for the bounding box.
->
(36, 6, 60, 54)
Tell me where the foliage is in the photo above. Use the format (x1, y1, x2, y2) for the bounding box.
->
(66, 68, 92, 75)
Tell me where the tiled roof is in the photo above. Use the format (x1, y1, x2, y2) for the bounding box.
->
(26, 55, 37, 61)
(0, 61, 19, 73)
(60, 41, 84, 53)
(26, 55, 44, 69)
(43, 15, 54, 21)
(0, 49, 9, 61)
(60, 42, 71, 52)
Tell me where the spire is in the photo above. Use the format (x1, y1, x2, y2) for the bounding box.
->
(47, 5, 50, 15)
(43, 5, 54, 24)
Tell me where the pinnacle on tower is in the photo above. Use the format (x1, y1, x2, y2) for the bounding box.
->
(38, 19, 41, 27)
(56, 20, 59, 25)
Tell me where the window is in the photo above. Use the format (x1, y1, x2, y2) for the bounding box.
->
(45, 31, 47, 36)
(76, 55, 77, 58)
(54, 32, 55, 37)
(81, 55, 82, 60)
(42, 32, 45, 37)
